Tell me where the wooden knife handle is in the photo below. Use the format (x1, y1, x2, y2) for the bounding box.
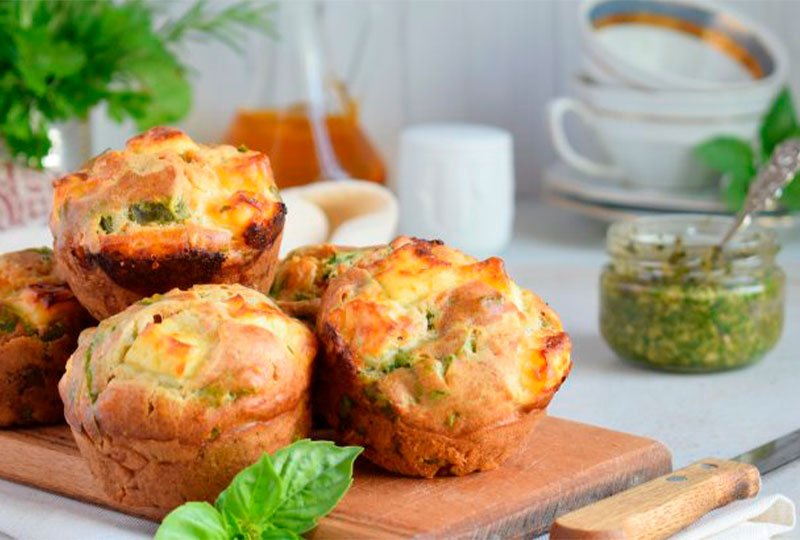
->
(550, 457, 760, 540)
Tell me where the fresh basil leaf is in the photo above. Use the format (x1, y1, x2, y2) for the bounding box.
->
(722, 170, 751, 212)
(260, 526, 302, 540)
(761, 87, 799, 156)
(780, 172, 800, 211)
(155, 501, 229, 540)
(269, 440, 363, 534)
(215, 453, 283, 533)
(694, 137, 755, 178)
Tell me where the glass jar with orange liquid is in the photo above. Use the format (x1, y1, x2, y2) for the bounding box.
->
(225, 2, 385, 189)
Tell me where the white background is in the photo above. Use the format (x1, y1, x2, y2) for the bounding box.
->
(92, 0, 800, 197)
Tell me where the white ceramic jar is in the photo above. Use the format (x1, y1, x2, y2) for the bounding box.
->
(396, 123, 514, 257)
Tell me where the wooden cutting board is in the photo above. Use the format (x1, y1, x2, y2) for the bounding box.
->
(0, 416, 671, 538)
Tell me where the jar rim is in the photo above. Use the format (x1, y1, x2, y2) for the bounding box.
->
(607, 215, 778, 262)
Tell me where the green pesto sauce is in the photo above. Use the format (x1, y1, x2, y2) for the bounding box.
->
(600, 262, 785, 373)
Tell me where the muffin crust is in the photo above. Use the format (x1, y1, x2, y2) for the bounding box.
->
(0, 248, 92, 426)
(316, 237, 572, 477)
(59, 284, 316, 513)
(50, 127, 286, 319)
(270, 243, 386, 321)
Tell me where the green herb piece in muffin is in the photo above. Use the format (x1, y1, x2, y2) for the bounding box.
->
(128, 199, 189, 225)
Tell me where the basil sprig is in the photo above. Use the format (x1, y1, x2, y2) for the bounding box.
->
(695, 87, 800, 212)
(155, 440, 363, 540)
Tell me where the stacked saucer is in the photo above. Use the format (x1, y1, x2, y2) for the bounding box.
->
(547, 0, 788, 196)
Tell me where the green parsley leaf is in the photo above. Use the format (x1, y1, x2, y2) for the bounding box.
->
(0, 0, 275, 167)
(761, 87, 799, 156)
(123, 50, 191, 129)
(156, 502, 229, 540)
(13, 27, 87, 97)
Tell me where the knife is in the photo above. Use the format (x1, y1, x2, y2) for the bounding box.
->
(550, 427, 800, 539)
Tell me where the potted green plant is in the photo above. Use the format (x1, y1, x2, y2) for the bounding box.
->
(0, 0, 274, 228)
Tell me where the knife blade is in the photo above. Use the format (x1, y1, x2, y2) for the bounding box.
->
(550, 427, 800, 540)
(734, 427, 800, 475)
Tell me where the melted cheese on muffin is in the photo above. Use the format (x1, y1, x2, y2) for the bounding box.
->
(270, 244, 386, 303)
(81, 284, 315, 402)
(51, 127, 284, 256)
(0, 248, 84, 340)
(125, 310, 214, 380)
(320, 238, 571, 411)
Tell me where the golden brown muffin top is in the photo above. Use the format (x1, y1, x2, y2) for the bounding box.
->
(60, 284, 316, 443)
(0, 248, 88, 344)
(270, 244, 387, 303)
(50, 127, 285, 258)
(318, 237, 572, 432)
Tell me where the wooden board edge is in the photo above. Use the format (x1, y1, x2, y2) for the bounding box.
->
(316, 435, 673, 539)
(437, 438, 673, 538)
(0, 418, 675, 539)
(0, 429, 162, 522)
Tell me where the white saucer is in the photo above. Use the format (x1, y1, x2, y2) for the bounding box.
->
(542, 162, 798, 228)
(280, 180, 398, 256)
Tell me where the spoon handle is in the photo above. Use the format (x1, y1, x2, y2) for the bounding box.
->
(720, 138, 800, 247)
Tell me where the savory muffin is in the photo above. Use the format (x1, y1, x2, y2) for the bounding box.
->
(50, 127, 286, 320)
(270, 244, 387, 320)
(316, 237, 572, 477)
(0, 248, 92, 427)
(59, 284, 316, 513)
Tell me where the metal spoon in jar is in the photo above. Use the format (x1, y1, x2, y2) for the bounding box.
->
(718, 138, 800, 248)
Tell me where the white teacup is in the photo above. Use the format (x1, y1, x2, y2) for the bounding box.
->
(575, 74, 776, 119)
(547, 96, 759, 191)
(579, 0, 788, 93)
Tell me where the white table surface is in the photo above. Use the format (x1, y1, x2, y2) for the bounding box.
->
(0, 202, 798, 539)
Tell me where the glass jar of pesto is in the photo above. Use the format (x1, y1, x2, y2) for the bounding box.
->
(600, 216, 785, 372)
